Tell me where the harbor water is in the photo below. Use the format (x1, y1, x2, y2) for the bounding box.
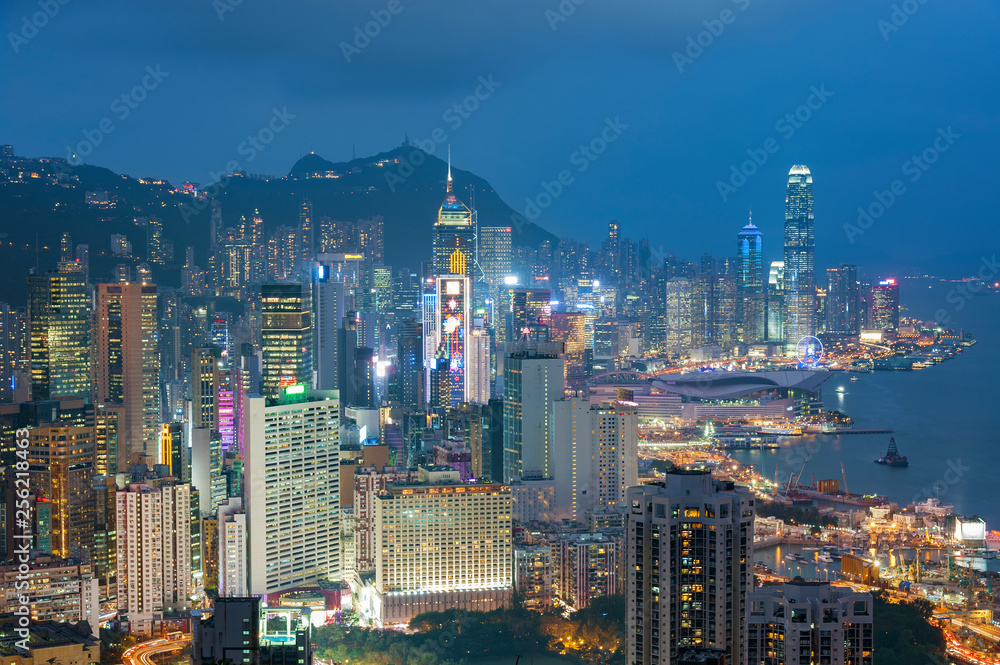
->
(732, 278, 1000, 528)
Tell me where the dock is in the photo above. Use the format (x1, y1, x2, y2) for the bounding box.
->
(825, 428, 893, 435)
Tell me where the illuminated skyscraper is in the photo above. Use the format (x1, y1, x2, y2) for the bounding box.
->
(244, 388, 340, 595)
(27, 266, 91, 401)
(872, 278, 900, 332)
(826, 264, 860, 335)
(626, 471, 755, 665)
(467, 318, 491, 405)
(191, 347, 220, 430)
(736, 216, 764, 344)
(548, 312, 586, 393)
(94, 282, 159, 467)
(27, 426, 96, 562)
(766, 261, 785, 342)
(260, 283, 313, 400)
(783, 165, 816, 341)
(435, 266, 471, 407)
(502, 349, 564, 483)
(664, 277, 692, 355)
(432, 159, 475, 280)
(479, 226, 512, 289)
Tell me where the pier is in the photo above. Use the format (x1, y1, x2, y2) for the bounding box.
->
(826, 428, 893, 435)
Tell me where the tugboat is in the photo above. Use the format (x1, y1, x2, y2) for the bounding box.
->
(874, 437, 909, 467)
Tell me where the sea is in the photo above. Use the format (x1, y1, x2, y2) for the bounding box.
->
(732, 277, 1000, 536)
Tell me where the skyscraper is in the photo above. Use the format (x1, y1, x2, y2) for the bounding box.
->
(766, 261, 786, 342)
(116, 480, 193, 633)
(548, 312, 586, 393)
(664, 277, 692, 355)
(217, 497, 247, 598)
(314, 267, 346, 392)
(260, 283, 313, 400)
(27, 267, 91, 401)
(826, 264, 860, 335)
(783, 165, 816, 342)
(502, 348, 564, 482)
(27, 426, 96, 562)
(626, 470, 754, 665)
(432, 161, 475, 280)
(872, 278, 900, 332)
(478, 226, 512, 290)
(736, 217, 764, 344)
(94, 282, 159, 467)
(551, 399, 638, 522)
(435, 271, 471, 407)
(244, 388, 340, 595)
(396, 318, 424, 409)
(467, 318, 491, 405)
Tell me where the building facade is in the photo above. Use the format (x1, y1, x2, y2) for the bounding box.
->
(783, 165, 816, 342)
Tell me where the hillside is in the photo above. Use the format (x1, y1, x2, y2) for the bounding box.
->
(0, 146, 557, 300)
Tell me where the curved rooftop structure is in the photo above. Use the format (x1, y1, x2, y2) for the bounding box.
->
(651, 370, 831, 400)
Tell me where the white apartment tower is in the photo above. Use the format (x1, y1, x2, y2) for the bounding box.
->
(116, 482, 192, 633)
(218, 497, 248, 597)
(746, 582, 874, 665)
(626, 470, 754, 665)
(552, 399, 638, 522)
(244, 388, 340, 595)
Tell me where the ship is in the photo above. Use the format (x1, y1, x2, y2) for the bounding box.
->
(874, 437, 909, 467)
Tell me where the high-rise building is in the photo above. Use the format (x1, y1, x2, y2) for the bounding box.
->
(551, 400, 638, 523)
(244, 388, 340, 595)
(467, 318, 491, 405)
(27, 426, 96, 562)
(0, 555, 99, 625)
(664, 277, 692, 355)
(783, 165, 816, 342)
(260, 283, 313, 400)
(872, 278, 900, 332)
(549, 312, 586, 393)
(433, 163, 475, 280)
(502, 349, 564, 482)
(435, 272, 471, 406)
(359, 466, 512, 628)
(766, 261, 786, 342)
(191, 347, 221, 430)
(514, 545, 553, 609)
(299, 199, 314, 265)
(478, 226, 513, 290)
(217, 497, 247, 598)
(160, 422, 190, 482)
(826, 264, 860, 335)
(94, 282, 159, 467)
(352, 466, 418, 574)
(314, 267, 346, 394)
(396, 318, 423, 409)
(737, 217, 765, 344)
(626, 470, 755, 665)
(0, 302, 29, 403)
(28, 267, 91, 401)
(116, 481, 193, 633)
(746, 582, 874, 665)
(554, 532, 622, 611)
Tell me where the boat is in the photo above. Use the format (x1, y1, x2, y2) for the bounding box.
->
(784, 554, 797, 561)
(850, 375, 860, 382)
(757, 424, 803, 436)
(830, 553, 842, 560)
(817, 553, 834, 563)
(801, 547, 820, 551)
(874, 437, 909, 467)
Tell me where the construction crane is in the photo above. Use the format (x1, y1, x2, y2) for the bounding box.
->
(789, 455, 810, 490)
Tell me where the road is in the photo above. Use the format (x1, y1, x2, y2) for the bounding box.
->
(123, 636, 191, 665)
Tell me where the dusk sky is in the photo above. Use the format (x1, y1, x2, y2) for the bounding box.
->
(4, 0, 998, 274)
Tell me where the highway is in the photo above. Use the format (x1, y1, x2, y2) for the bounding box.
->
(123, 636, 191, 665)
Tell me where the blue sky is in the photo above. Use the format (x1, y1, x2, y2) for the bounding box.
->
(3, 0, 998, 275)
